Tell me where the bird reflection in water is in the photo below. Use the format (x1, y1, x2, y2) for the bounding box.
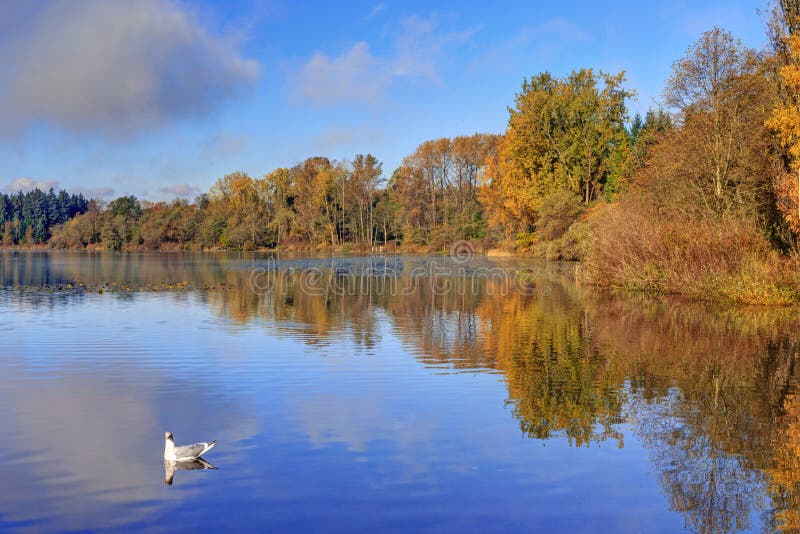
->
(164, 458, 217, 486)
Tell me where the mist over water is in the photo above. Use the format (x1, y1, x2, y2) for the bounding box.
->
(1, 251, 799, 532)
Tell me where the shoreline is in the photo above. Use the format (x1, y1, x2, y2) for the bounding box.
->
(0, 243, 523, 257)
(2, 246, 799, 308)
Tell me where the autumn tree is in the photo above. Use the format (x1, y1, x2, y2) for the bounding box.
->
(101, 195, 142, 250)
(623, 110, 674, 182)
(767, 31, 800, 237)
(392, 134, 498, 247)
(204, 171, 276, 249)
(665, 28, 778, 220)
(288, 157, 339, 245)
(484, 69, 632, 237)
(450, 134, 499, 240)
(134, 200, 201, 249)
(347, 154, 382, 245)
(263, 168, 295, 245)
(372, 187, 400, 245)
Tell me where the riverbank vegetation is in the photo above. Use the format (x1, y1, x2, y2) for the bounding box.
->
(3, 2, 800, 303)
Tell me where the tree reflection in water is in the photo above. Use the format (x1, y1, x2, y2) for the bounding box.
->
(4, 251, 800, 532)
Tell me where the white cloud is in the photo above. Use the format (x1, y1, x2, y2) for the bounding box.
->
(69, 186, 116, 199)
(472, 18, 587, 73)
(0, 0, 260, 136)
(158, 183, 201, 198)
(366, 3, 386, 19)
(314, 125, 358, 148)
(290, 15, 477, 107)
(204, 132, 251, 160)
(292, 42, 388, 107)
(2, 178, 60, 193)
(313, 124, 385, 150)
(392, 15, 476, 82)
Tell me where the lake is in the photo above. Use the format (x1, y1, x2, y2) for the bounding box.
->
(1, 251, 799, 532)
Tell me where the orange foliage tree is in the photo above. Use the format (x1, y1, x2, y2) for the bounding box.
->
(767, 34, 800, 234)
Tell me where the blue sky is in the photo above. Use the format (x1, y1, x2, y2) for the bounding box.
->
(0, 0, 768, 201)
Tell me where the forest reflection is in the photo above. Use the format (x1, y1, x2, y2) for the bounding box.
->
(4, 251, 800, 532)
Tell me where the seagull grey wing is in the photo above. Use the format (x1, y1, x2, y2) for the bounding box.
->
(174, 443, 209, 459)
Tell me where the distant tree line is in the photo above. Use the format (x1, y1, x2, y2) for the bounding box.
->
(0, 189, 89, 246)
(46, 133, 501, 251)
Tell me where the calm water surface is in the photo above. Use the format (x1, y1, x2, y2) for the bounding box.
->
(1, 251, 800, 532)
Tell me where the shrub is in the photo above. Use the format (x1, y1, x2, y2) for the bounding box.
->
(515, 231, 537, 251)
(552, 220, 589, 261)
(583, 196, 798, 304)
(536, 192, 585, 241)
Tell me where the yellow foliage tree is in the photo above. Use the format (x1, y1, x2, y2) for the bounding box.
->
(482, 69, 632, 239)
(766, 34, 800, 234)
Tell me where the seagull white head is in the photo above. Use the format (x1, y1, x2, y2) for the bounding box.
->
(165, 431, 173, 441)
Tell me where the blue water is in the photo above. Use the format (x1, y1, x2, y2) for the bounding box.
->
(0, 251, 795, 532)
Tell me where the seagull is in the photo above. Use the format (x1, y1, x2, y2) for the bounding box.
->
(164, 431, 216, 462)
